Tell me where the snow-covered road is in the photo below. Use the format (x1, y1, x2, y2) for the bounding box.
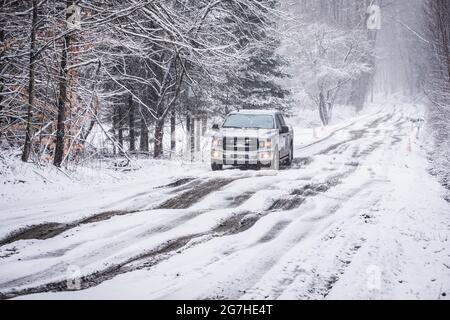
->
(1, 104, 449, 299)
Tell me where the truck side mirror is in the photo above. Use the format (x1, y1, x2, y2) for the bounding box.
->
(280, 126, 289, 134)
(212, 124, 219, 130)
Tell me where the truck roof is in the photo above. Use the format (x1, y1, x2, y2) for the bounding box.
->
(229, 109, 281, 116)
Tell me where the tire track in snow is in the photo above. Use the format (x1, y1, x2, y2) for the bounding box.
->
(157, 178, 239, 209)
(269, 184, 386, 299)
(295, 111, 387, 153)
(241, 113, 402, 299)
(0, 177, 215, 247)
(0, 110, 398, 299)
(0, 163, 368, 299)
(0, 172, 311, 296)
(162, 166, 381, 299)
(0, 210, 262, 299)
(223, 177, 382, 300)
(0, 210, 141, 247)
(153, 110, 395, 298)
(0, 111, 389, 248)
(194, 116, 395, 299)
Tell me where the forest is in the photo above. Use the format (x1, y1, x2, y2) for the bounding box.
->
(1, 0, 450, 301)
(0, 0, 448, 181)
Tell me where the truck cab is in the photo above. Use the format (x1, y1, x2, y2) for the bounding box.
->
(210, 110, 294, 171)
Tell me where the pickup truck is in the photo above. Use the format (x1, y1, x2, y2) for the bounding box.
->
(210, 110, 294, 171)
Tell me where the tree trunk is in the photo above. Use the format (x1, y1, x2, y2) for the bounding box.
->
(139, 116, 149, 153)
(80, 95, 98, 145)
(190, 117, 195, 162)
(128, 94, 135, 152)
(153, 118, 164, 158)
(326, 91, 333, 124)
(0, 30, 4, 109)
(118, 106, 124, 154)
(186, 114, 191, 159)
(21, 0, 38, 162)
(318, 91, 329, 126)
(201, 113, 207, 136)
(195, 116, 201, 152)
(170, 109, 176, 157)
(80, 61, 102, 145)
(54, 0, 74, 167)
(0, 1, 6, 135)
(112, 106, 117, 155)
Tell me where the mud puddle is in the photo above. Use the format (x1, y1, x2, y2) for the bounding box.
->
(157, 178, 238, 209)
(0, 210, 141, 247)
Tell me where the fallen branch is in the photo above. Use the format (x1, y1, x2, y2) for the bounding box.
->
(32, 169, 55, 184)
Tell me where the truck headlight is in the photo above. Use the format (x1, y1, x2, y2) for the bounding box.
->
(212, 137, 222, 147)
(260, 139, 272, 148)
(259, 151, 272, 160)
(211, 150, 222, 159)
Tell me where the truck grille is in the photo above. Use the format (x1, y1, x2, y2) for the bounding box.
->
(222, 137, 259, 152)
(222, 137, 259, 165)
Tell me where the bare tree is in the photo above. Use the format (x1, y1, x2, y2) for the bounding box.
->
(21, 0, 39, 162)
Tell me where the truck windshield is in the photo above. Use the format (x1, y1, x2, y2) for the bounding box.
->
(223, 114, 274, 129)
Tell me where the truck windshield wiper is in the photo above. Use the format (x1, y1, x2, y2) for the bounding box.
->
(223, 126, 273, 129)
(245, 127, 272, 129)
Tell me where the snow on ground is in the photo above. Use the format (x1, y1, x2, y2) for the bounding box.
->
(0, 99, 449, 300)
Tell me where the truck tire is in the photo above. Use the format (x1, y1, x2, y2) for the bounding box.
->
(211, 163, 223, 171)
(286, 143, 293, 166)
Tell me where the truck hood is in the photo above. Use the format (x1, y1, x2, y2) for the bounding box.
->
(215, 128, 278, 139)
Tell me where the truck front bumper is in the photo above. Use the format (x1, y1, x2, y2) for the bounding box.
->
(211, 149, 273, 166)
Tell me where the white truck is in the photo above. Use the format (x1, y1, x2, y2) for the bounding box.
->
(210, 110, 294, 171)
